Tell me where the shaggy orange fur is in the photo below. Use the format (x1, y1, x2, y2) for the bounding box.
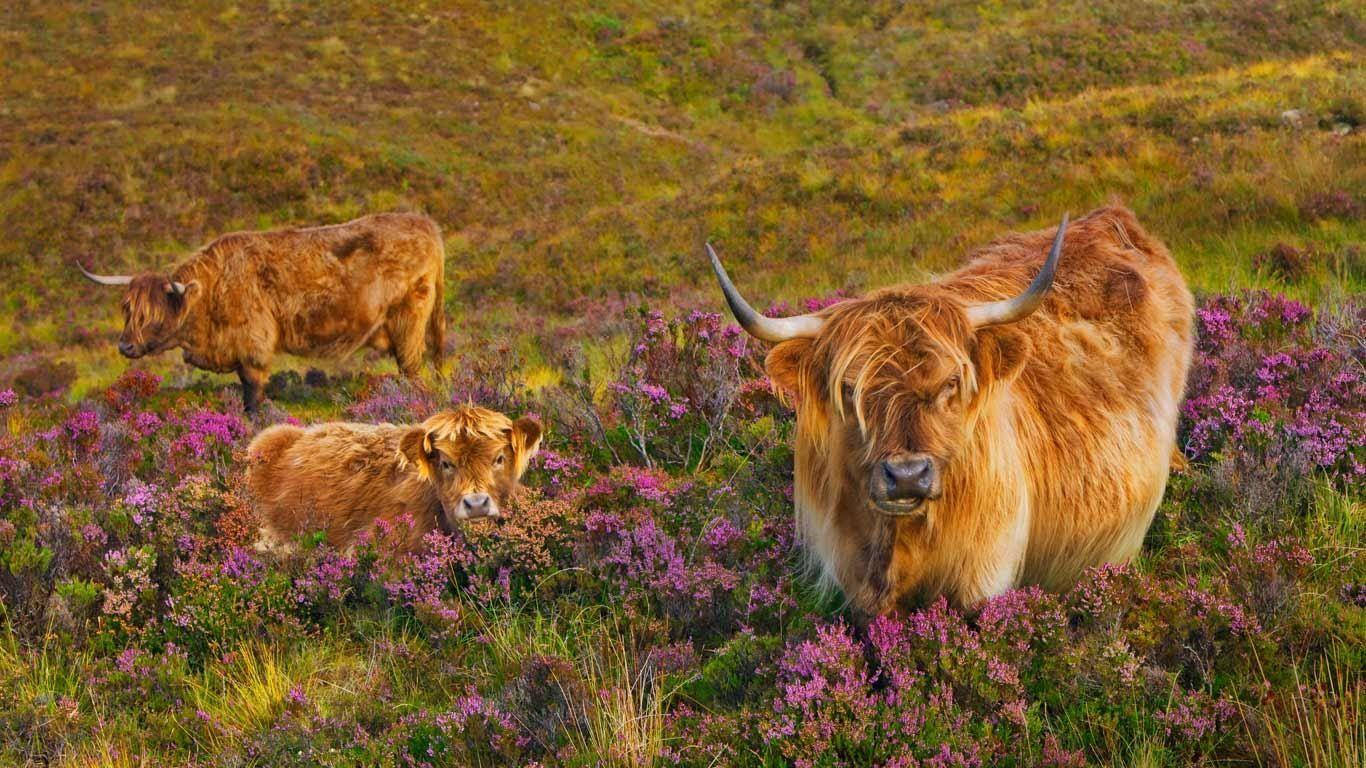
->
(760, 206, 1193, 615)
(90, 212, 445, 411)
(246, 406, 542, 553)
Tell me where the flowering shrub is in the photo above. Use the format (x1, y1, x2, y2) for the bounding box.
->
(0, 296, 1359, 766)
(606, 309, 755, 469)
(1182, 293, 1363, 517)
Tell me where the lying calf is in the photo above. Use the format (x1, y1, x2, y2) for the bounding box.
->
(246, 405, 542, 553)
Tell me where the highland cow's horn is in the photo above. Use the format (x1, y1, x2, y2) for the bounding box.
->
(707, 242, 825, 343)
(965, 213, 1068, 328)
(168, 281, 187, 296)
(78, 264, 133, 286)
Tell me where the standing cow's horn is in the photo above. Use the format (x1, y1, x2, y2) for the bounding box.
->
(707, 242, 825, 343)
(78, 264, 133, 286)
(168, 281, 187, 296)
(965, 213, 1068, 328)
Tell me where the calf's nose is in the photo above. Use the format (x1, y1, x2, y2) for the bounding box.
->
(458, 493, 493, 518)
(879, 454, 938, 500)
(118, 341, 137, 357)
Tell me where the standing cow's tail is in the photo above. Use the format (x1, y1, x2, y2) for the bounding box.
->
(427, 256, 446, 368)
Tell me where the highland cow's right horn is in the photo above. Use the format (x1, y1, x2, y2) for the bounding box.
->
(707, 242, 825, 343)
(78, 264, 133, 286)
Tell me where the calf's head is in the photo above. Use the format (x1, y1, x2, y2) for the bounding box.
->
(80, 266, 201, 358)
(398, 406, 543, 527)
(707, 216, 1066, 606)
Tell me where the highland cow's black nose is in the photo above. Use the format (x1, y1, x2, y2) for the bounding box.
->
(459, 493, 493, 518)
(879, 455, 938, 501)
(118, 341, 137, 358)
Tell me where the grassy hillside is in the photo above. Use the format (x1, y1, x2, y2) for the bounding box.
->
(2, 1, 1363, 384)
(0, 2, 1362, 767)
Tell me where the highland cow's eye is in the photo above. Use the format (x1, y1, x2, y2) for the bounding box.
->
(493, 453, 506, 468)
(439, 457, 454, 471)
(939, 376, 960, 402)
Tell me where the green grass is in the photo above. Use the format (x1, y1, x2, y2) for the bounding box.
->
(2, 1, 1362, 394)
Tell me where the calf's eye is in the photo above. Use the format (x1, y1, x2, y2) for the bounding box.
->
(493, 454, 506, 468)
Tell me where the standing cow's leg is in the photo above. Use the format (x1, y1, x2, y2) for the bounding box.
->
(238, 364, 268, 413)
(387, 295, 432, 380)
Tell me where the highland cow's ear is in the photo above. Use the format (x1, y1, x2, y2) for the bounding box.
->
(165, 279, 202, 310)
(765, 338, 820, 406)
(971, 326, 1031, 392)
(398, 427, 435, 481)
(508, 416, 543, 478)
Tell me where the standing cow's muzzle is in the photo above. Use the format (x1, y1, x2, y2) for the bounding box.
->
(118, 340, 144, 358)
(870, 453, 941, 515)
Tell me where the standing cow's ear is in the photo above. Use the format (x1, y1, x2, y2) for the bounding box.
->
(508, 416, 543, 478)
(971, 326, 1031, 392)
(165, 279, 203, 311)
(398, 427, 436, 481)
(765, 338, 821, 407)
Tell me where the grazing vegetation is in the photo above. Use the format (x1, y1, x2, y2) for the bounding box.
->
(0, 1, 1361, 766)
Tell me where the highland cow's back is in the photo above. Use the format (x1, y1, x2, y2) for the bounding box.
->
(957, 207, 1195, 589)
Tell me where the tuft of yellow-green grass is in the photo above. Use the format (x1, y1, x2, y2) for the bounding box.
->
(467, 601, 691, 765)
(1243, 645, 1364, 768)
(50, 739, 161, 768)
(185, 640, 339, 752)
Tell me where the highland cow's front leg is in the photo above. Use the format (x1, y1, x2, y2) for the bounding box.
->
(238, 365, 268, 413)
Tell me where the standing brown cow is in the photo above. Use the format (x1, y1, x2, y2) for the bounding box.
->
(80, 212, 445, 411)
(709, 206, 1194, 615)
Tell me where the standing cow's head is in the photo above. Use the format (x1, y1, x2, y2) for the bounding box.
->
(79, 266, 202, 358)
(398, 406, 543, 528)
(708, 216, 1066, 611)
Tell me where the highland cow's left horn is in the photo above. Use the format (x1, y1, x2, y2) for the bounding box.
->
(965, 213, 1068, 328)
(78, 264, 133, 286)
(707, 242, 824, 343)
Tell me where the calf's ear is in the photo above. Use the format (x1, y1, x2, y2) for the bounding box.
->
(398, 427, 436, 481)
(508, 416, 543, 478)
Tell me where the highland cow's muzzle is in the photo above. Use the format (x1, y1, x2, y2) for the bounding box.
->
(870, 453, 941, 515)
(118, 340, 146, 359)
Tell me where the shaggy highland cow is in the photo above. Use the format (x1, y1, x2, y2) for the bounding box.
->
(80, 212, 445, 411)
(246, 405, 543, 553)
(709, 206, 1194, 614)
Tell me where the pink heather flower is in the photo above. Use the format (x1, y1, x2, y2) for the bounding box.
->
(115, 647, 141, 674)
(129, 411, 163, 437)
(1196, 305, 1235, 345)
(123, 480, 158, 516)
(287, 685, 308, 707)
(1226, 522, 1246, 548)
(64, 409, 101, 441)
(641, 384, 669, 403)
(985, 657, 1020, 688)
(703, 517, 743, 552)
(0, 389, 16, 407)
(171, 409, 248, 459)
